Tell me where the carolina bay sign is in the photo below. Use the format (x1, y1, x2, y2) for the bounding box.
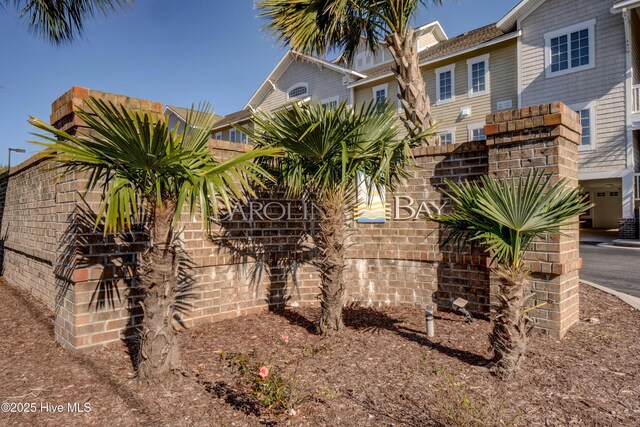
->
(222, 196, 447, 223)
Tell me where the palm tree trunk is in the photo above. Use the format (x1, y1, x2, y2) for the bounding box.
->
(317, 190, 347, 335)
(137, 200, 180, 381)
(385, 27, 434, 144)
(490, 267, 534, 379)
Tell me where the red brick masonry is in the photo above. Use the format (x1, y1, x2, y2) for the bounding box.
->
(0, 87, 582, 349)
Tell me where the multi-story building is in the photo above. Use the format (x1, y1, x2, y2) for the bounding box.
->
(499, 0, 640, 229)
(204, 0, 640, 233)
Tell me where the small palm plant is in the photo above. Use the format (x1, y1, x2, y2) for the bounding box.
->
(428, 172, 592, 379)
(30, 98, 278, 380)
(248, 101, 426, 334)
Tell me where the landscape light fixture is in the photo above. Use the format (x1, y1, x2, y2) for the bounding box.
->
(452, 297, 474, 323)
(7, 147, 26, 171)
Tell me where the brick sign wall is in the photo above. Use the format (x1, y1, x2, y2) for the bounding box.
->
(0, 87, 582, 350)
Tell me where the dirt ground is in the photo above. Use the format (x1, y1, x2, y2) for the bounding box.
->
(1, 278, 638, 427)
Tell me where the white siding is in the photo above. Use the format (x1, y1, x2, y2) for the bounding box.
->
(520, 0, 627, 173)
(632, 11, 640, 84)
(255, 60, 350, 112)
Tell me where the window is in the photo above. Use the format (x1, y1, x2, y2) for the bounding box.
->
(467, 123, 485, 141)
(355, 51, 373, 71)
(437, 128, 456, 145)
(372, 83, 388, 111)
(321, 96, 339, 111)
(435, 64, 455, 104)
(287, 83, 308, 99)
(240, 132, 248, 144)
(467, 54, 489, 97)
(214, 132, 222, 140)
(570, 101, 596, 151)
(229, 129, 237, 143)
(544, 19, 595, 77)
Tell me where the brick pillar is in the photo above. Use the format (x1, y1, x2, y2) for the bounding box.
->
(51, 86, 162, 350)
(484, 102, 582, 338)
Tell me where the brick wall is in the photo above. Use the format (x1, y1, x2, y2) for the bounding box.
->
(0, 87, 583, 350)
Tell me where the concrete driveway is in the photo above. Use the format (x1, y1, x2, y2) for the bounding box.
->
(579, 229, 640, 298)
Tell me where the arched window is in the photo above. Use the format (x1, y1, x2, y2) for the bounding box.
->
(287, 83, 308, 100)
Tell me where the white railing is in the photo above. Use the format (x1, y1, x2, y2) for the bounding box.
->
(634, 85, 640, 113)
(636, 173, 640, 200)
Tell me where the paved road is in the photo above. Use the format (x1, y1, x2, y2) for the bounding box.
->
(580, 243, 640, 298)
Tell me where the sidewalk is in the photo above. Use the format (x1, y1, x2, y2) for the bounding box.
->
(579, 228, 640, 248)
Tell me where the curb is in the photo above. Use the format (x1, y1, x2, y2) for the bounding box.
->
(595, 243, 640, 251)
(580, 280, 640, 311)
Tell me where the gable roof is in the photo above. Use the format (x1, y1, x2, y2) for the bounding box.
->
(211, 109, 253, 130)
(244, 50, 366, 110)
(497, 0, 546, 31)
(349, 24, 515, 86)
(164, 105, 221, 124)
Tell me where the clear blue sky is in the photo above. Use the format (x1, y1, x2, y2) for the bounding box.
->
(0, 0, 520, 165)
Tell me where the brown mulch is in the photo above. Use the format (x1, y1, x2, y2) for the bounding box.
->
(1, 278, 639, 427)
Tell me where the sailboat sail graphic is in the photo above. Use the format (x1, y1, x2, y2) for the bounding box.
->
(355, 173, 389, 223)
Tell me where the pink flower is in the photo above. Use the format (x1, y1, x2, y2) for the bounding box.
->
(259, 366, 269, 379)
(280, 335, 289, 344)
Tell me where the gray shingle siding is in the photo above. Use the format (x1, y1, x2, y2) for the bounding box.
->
(520, 0, 628, 174)
(256, 60, 350, 112)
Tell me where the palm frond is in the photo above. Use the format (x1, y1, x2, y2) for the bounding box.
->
(429, 171, 593, 268)
(14, 0, 129, 44)
(30, 97, 277, 233)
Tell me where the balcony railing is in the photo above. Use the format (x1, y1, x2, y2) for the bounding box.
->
(634, 85, 640, 113)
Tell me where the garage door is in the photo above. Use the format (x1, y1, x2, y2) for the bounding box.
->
(593, 190, 622, 229)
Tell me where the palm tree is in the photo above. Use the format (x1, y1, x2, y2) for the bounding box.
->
(429, 172, 592, 379)
(30, 98, 278, 380)
(248, 100, 425, 334)
(257, 0, 442, 144)
(3, 0, 129, 44)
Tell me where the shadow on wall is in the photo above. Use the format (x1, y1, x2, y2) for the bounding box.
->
(431, 142, 491, 316)
(54, 202, 197, 369)
(210, 189, 318, 311)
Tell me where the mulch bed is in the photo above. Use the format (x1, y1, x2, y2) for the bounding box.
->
(1, 278, 638, 426)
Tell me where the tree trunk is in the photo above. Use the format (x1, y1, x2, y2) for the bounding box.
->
(316, 190, 347, 335)
(490, 266, 534, 380)
(385, 28, 435, 145)
(137, 200, 181, 381)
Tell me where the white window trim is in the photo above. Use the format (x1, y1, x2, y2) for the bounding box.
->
(240, 132, 248, 144)
(570, 100, 597, 152)
(229, 129, 237, 143)
(467, 53, 490, 98)
(321, 95, 340, 109)
(214, 131, 222, 140)
(435, 63, 455, 105)
(437, 127, 456, 145)
(286, 82, 309, 100)
(544, 18, 596, 79)
(467, 123, 485, 141)
(372, 83, 388, 108)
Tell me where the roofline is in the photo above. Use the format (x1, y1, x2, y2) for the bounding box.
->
(497, 0, 545, 31)
(163, 105, 186, 122)
(293, 52, 367, 78)
(244, 50, 366, 110)
(415, 20, 448, 41)
(611, 0, 640, 11)
(348, 30, 520, 88)
(211, 114, 252, 131)
(244, 51, 293, 110)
